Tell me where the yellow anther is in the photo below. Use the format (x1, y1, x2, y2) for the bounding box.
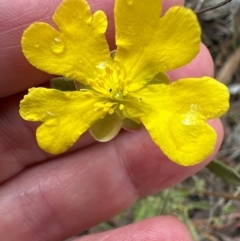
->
(105, 66, 112, 75)
(116, 67, 121, 76)
(98, 75, 104, 81)
(88, 80, 96, 87)
(94, 107, 103, 112)
(116, 86, 120, 92)
(94, 102, 104, 107)
(84, 93, 93, 97)
(123, 90, 128, 96)
(118, 78, 122, 85)
(103, 107, 109, 112)
(125, 78, 132, 85)
(105, 102, 114, 107)
(108, 108, 115, 115)
(98, 81, 104, 87)
(119, 104, 124, 110)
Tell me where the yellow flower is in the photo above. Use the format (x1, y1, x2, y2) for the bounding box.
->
(20, 0, 229, 166)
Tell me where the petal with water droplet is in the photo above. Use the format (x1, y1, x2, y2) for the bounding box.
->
(20, 87, 105, 154)
(21, 0, 111, 85)
(50, 37, 65, 54)
(124, 77, 229, 166)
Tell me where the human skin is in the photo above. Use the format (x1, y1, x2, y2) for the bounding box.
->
(0, 0, 223, 240)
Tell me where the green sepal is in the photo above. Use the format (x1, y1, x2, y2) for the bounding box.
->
(89, 112, 122, 142)
(74, 80, 91, 91)
(50, 77, 77, 91)
(149, 72, 170, 85)
(110, 50, 116, 59)
(206, 159, 240, 186)
(122, 118, 142, 131)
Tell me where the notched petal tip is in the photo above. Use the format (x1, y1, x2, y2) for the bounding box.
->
(124, 80, 226, 166)
(19, 87, 105, 154)
(92, 10, 108, 33)
(171, 77, 230, 119)
(115, 4, 201, 89)
(21, 0, 110, 84)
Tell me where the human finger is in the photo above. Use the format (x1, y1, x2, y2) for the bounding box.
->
(168, 43, 214, 80)
(77, 217, 192, 241)
(0, 119, 222, 240)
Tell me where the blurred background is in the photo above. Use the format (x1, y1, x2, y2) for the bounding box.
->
(68, 0, 240, 240)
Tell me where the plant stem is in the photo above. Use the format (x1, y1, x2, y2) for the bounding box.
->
(196, 0, 233, 14)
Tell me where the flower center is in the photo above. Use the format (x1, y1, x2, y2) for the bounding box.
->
(89, 61, 130, 96)
(85, 60, 132, 115)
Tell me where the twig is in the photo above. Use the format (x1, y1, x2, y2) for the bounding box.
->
(176, 187, 240, 201)
(216, 47, 240, 85)
(196, 0, 233, 14)
(193, 212, 240, 224)
(194, 225, 218, 241)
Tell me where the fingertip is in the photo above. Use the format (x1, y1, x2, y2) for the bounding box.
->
(190, 119, 223, 166)
(168, 43, 214, 81)
(162, 0, 185, 14)
(207, 118, 224, 159)
(187, 118, 224, 172)
(208, 118, 224, 148)
(117, 118, 224, 196)
(78, 216, 192, 241)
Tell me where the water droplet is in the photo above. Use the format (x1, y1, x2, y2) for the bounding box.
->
(126, 0, 133, 5)
(50, 37, 65, 54)
(78, 57, 83, 64)
(138, 97, 142, 102)
(34, 41, 40, 48)
(86, 17, 92, 25)
(43, 111, 60, 127)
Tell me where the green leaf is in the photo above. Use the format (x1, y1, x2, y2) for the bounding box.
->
(206, 159, 240, 186)
(50, 77, 77, 91)
(122, 118, 142, 131)
(181, 208, 199, 241)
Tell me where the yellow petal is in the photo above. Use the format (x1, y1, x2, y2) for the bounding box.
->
(89, 112, 122, 142)
(20, 88, 105, 154)
(114, 0, 200, 90)
(124, 78, 229, 166)
(169, 77, 230, 119)
(145, 110, 217, 166)
(21, 0, 111, 84)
